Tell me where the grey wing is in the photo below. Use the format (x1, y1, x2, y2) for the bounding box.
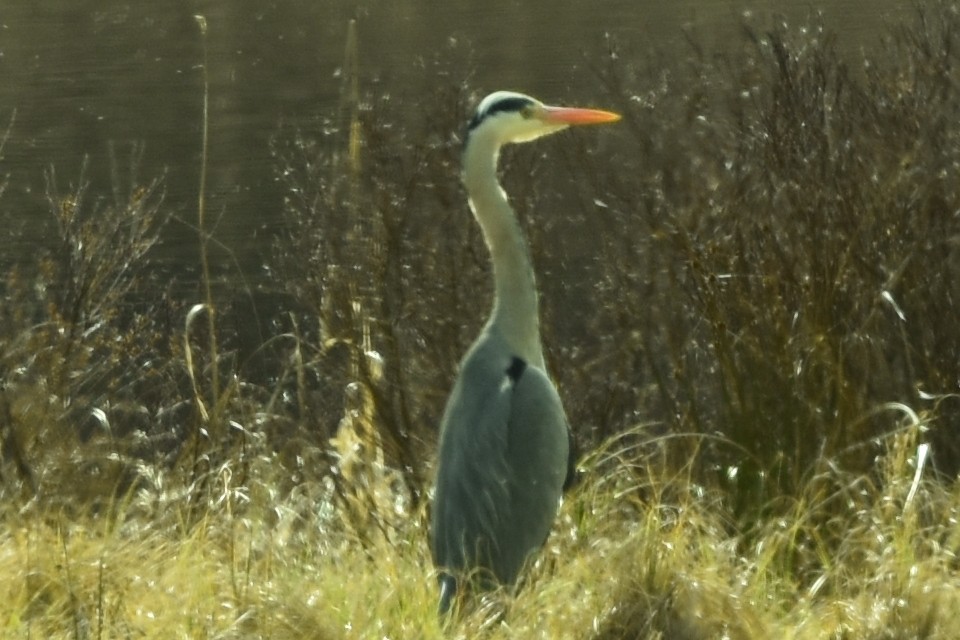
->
(496, 360, 570, 581)
(431, 353, 515, 581)
(430, 349, 569, 585)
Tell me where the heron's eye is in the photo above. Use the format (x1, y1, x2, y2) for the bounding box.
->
(520, 105, 534, 119)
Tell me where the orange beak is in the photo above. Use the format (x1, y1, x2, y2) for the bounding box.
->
(539, 104, 621, 126)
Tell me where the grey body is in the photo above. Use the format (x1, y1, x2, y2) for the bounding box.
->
(429, 91, 620, 614)
(431, 327, 569, 589)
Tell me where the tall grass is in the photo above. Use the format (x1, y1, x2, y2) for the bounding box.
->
(1, 4, 960, 638)
(0, 418, 955, 638)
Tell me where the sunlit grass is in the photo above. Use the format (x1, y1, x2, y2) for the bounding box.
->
(2, 415, 958, 638)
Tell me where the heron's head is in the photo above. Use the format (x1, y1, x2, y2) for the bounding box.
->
(465, 91, 621, 148)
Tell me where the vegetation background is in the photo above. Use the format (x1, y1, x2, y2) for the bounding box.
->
(1, 3, 960, 638)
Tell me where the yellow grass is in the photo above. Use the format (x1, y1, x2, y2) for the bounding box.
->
(2, 417, 958, 639)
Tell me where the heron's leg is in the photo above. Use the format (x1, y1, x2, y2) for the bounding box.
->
(438, 573, 458, 615)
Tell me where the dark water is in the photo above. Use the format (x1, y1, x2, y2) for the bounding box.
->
(0, 0, 910, 291)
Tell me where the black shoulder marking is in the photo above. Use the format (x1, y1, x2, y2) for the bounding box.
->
(505, 356, 527, 382)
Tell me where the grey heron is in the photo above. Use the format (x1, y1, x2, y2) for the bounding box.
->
(430, 91, 620, 614)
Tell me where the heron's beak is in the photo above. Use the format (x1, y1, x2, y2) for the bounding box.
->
(539, 105, 621, 126)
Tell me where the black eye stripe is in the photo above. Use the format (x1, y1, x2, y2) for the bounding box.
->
(467, 97, 535, 131)
(484, 97, 533, 119)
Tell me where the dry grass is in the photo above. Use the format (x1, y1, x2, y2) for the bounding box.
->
(2, 416, 958, 638)
(3, 3, 960, 638)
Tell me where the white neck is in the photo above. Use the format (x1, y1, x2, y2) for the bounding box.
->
(462, 133, 545, 370)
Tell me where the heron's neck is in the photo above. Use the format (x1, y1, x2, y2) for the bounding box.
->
(463, 138, 545, 369)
